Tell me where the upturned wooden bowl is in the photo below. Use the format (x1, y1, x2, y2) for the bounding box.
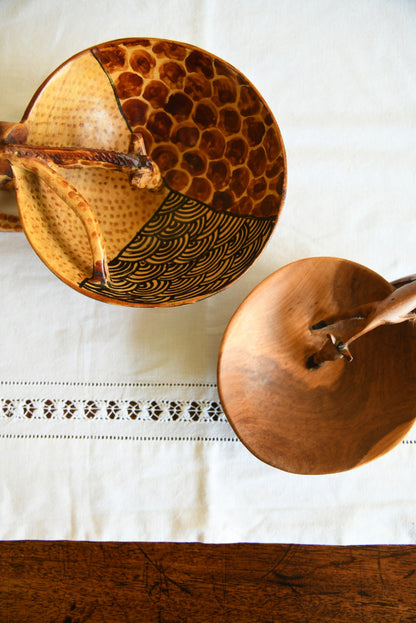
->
(0, 38, 286, 306)
(218, 257, 416, 475)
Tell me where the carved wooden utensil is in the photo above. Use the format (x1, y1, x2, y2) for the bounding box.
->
(218, 257, 416, 474)
(0, 38, 286, 307)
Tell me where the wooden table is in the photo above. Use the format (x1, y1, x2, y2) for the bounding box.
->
(1, 541, 415, 621)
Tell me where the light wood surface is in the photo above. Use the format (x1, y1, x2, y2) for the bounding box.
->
(218, 257, 416, 475)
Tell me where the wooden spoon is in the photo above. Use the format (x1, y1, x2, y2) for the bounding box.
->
(217, 257, 416, 474)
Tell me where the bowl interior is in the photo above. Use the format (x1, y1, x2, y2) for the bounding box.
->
(16, 38, 286, 306)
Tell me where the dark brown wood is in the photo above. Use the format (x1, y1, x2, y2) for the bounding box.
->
(218, 257, 416, 475)
(1, 541, 416, 621)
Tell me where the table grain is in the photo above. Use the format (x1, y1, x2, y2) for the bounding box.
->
(1, 541, 415, 621)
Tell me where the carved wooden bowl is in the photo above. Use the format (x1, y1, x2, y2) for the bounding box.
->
(0, 38, 286, 306)
(218, 257, 416, 474)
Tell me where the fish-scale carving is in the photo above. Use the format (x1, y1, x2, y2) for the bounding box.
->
(82, 187, 276, 305)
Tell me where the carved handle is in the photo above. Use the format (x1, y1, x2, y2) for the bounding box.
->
(0, 211, 22, 232)
(309, 278, 416, 367)
(2, 143, 162, 190)
(0, 122, 162, 284)
(0, 158, 22, 231)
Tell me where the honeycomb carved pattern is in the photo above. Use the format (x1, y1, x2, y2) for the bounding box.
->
(92, 39, 285, 218)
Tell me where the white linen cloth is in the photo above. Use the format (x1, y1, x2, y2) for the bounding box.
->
(0, 0, 415, 543)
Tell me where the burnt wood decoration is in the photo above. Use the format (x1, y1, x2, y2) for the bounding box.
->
(218, 257, 416, 474)
(0, 38, 286, 306)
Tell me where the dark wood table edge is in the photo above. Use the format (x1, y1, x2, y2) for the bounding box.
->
(1, 541, 416, 621)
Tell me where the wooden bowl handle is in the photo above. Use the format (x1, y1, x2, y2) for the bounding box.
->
(309, 277, 416, 367)
(0, 124, 161, 284)
(391, 274, 416, 288)
(0, 210, 22, 232)
(0, 157, 22, 231)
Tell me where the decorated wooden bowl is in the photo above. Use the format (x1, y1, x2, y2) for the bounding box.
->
(0, 38, 286, 306)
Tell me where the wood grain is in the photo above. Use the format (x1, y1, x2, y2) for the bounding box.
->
(1, 541, 416, 622)
(218, 257, 416, 475)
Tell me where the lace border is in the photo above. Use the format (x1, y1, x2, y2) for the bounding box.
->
(0, 397, 227, 423)
(1, 386, 413, 446)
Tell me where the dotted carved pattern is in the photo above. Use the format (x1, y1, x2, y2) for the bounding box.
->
(0, 397, 226, 422)
(92, 38, 285, 218)
(81, 187, 275, 304)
